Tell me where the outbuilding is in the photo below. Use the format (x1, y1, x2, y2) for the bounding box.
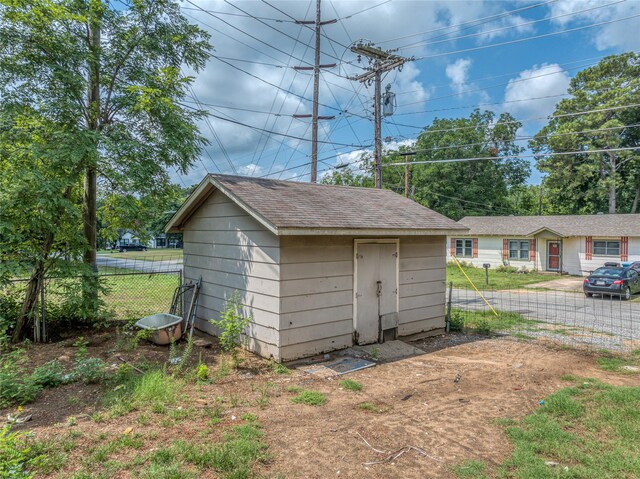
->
(166, 174, 467, 361)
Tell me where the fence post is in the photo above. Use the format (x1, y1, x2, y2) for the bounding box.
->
(446, 281, 453, 333)
(178, 270, 183, 316)
(41, 280, 47, 343)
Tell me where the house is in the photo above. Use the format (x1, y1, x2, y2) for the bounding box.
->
(447, 214, 640, 276)
(165, 174, 467, 362)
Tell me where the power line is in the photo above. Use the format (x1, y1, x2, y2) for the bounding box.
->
(270, 124, 640, 180)
(180, 102, 372, 148)
(398, 0, 624, 51)
(377, 0, 558, 47)
(394, 103, 640, 135)
(181, 5, 296, 23)
(409, 14, 640, 60)
(224, 0, 348, 64)
(384, 146, 640, 167)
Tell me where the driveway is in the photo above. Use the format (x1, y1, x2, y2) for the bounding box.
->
(452, 287, 640, 350)
(524, 276, 584, 292)
(96, 255, 182, 273)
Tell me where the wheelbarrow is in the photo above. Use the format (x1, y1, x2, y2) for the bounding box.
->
(135, 278, 201, 345)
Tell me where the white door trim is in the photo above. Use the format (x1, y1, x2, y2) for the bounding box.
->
(353, 239, 400, 344)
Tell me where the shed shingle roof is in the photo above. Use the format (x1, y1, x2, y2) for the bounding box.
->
(167, 174, 467, 235)
(458, 214, 640, 237)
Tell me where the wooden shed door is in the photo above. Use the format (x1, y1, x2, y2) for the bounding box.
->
(354, 242, 398, 345)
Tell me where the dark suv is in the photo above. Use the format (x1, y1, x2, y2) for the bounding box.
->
(118, 244, 147, 253)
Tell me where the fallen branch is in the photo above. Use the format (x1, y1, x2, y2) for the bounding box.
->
(116, 356, 144, 374)
(356, 433, 443, 465)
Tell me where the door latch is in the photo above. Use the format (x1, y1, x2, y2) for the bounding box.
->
(376, 281, 382, 297)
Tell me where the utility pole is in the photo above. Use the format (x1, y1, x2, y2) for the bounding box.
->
(350, 42, 411, 188)
(397, 151, 412, 197)
(294, 0, 336, 183)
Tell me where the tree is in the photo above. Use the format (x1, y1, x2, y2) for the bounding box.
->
(531, 53, 640, 214)
(400, 110, 529, 220)
(0, 105, 87, 341)
(97, 184, 191, 248)
(0, 0, 211, 313)
(320, 153, 374, 187)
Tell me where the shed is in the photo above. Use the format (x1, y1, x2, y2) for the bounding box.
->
(166, 174, 467, 361)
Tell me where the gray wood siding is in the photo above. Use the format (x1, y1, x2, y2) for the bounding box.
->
(182, 190, 281, 350)
(398, 236, 446, 336)
(278, 236, 354, 357)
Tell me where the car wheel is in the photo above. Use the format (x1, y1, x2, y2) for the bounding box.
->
(585, 292, 593, 298)
(622, 287, 631, 301)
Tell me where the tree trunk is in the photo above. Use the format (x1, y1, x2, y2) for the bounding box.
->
(632, 185, 640, 214)
(11, 233, 53, 343)
(82, 15, 101, 308)
(12, 184, 75, 343)
(608, 183, 616, 214)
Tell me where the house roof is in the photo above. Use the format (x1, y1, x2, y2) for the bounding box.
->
(458, 214, 640, 238)
(166, 174, 467, 236)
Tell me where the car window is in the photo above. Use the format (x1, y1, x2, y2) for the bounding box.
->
(592, 268, 623, 277)
(628, 270, 639, 279)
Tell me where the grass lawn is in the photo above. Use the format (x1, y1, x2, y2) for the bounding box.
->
(101, 272, 180, 320)
(453, 379, 640, 478)
(40, 272, 180, 322)
(98, 248, 183, 261)
(447, 263, 566, 290)
(450, 307, 544, 335)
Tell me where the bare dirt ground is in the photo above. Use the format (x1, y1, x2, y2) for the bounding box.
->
(4, 331, 638, 478)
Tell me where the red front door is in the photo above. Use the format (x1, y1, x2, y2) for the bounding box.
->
(547, 241, 561, 271)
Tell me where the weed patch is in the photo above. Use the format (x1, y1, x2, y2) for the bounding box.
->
(339, 379, 362, 392)
(290, 390, 327, 406)
(499, 380, 640, 477)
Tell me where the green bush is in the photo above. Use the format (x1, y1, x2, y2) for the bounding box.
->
(449, 311, 465, 332)
(0, 426, 43, 479)
(72, 358, 106, 384)
(496, 265, 519, 274)
(210, 291, 251, 367)
(31, 360, 69, 389)
(0, 350, 41, 408)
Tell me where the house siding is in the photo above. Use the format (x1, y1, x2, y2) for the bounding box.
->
(398, 236, 447, 336)
(278, 236, 354, 361)
(448, 235, 640, 276)
(182, 190, 281, 358)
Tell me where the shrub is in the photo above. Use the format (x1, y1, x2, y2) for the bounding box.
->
(73, 358, 106, 384)
(474, 317, 493, 335)
(196, 363, 210, 382)
(449, 311, 465, 332)
(210, 292, 251, 368)
(31, 360, 69, 389)
(0, 350, 41, 408)
(0, 426, 43, 479)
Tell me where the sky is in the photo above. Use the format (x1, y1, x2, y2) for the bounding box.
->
(174, 0, 640, 187)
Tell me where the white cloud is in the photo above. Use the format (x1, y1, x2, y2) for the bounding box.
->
(475, 14, 535, 43)
(445, 58, 472, 94)
(547, 0, 640, 51)
(503, 63, 571, 118)
(238, 163, 265, 176)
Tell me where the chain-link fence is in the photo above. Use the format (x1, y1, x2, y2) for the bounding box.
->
(1, 259, 182, 342)
(447, 284, 640, 353)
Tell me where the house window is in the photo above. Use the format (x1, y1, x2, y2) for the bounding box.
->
(593, 240, 620, 256)
(509, 240, 530, 261)
(455, 239, 473, 258)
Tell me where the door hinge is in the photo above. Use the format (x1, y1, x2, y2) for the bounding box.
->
(392, 252, 398, 258)
(355, 292, 362, 298)
(356, 253, 364, 259)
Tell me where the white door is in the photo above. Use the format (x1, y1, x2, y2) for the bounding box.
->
(354, 242, 398, 345)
